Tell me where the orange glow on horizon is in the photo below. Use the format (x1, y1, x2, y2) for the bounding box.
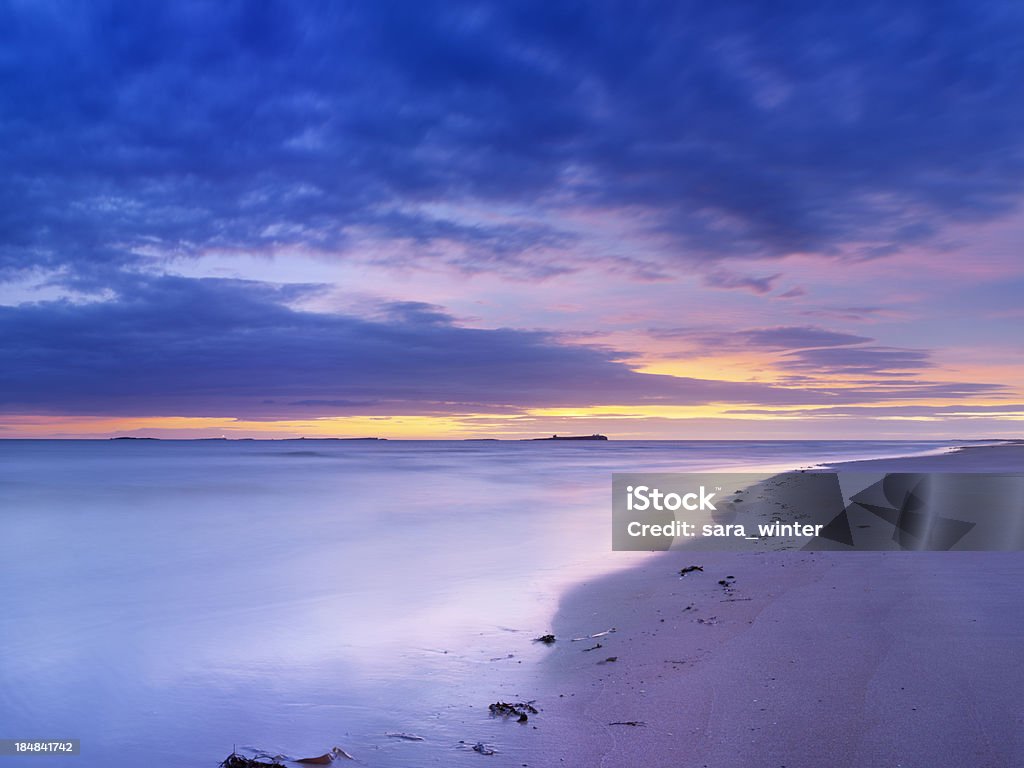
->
(3, 399, 1023, 441)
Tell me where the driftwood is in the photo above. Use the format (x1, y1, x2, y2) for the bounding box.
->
(570, 628, 616, 641)
(294, 748, 353, 764)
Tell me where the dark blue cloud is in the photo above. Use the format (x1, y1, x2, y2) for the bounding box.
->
(2, 0, 1023, 280)
(741, 327, 873, 350)
(779, 346, 933, 376)
(0, 276, 1004, 417)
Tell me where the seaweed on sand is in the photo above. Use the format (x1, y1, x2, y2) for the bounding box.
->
(219, 752, 283, 767)
(489, 701, 539, 723)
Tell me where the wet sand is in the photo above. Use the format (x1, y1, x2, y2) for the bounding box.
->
(524, 444, 1024, 767)
(819, 441, 1024, 472)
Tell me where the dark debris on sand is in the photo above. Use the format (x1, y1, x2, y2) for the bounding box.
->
(489, 701, 539, 723)
(220, 753, 283, 767)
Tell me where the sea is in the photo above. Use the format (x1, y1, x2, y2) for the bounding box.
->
(0, 439, 960, 766)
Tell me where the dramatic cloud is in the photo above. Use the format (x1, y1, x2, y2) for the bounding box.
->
(0, 276, 1005, 418)
(2, 3, 1020, 436)
(3, 1, 1024, 281)
(0, 276, 747, 416)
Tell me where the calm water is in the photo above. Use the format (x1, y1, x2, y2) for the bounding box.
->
(0, 439, 956, 766)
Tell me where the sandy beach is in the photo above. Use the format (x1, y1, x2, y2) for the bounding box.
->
(525, 444, 1024, 767)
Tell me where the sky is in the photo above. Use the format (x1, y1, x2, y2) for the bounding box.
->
(1, 0, 1023, 439)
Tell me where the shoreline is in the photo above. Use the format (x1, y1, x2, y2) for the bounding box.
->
(816, 440, 1024, 472)
(523, 442, 1024, 767)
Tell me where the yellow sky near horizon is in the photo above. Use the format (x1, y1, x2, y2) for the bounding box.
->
(4, 401, 1023, 441)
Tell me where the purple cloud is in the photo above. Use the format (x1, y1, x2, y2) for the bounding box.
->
(779, 346, 932, 376)
(777, 287, 807, 299)
(740, 326, 872, 350)
(650, 325, 872, 350)
(702, 270, 781, 294)
(0, 276, 1006, 419)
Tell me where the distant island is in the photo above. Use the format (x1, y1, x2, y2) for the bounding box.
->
(529, 434, 609, 441)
